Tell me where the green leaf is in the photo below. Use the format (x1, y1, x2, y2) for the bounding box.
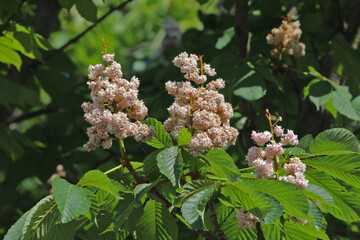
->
(0, 124, 23, 161)
(0, 44, 21, 70)
(297, 134, 313, 152)
(74, 0, 97, 22)
(177, 128, 191, 146)
(0, 78, 39, 108)
(309, 81, 332, 110)
(58, 0, 74, 10)
(332, 85, 360, 120)
(143, 149, 162, 181)
(113, 195, 136, 229)
(52, 177, 91, 223)
(306, 168, 360, 222)
(157, 146, 183, 188)
(204, 149, 241, 182)
(260, 192, 284, 224)
(215, 27, 235, 49)
(180, 180, 218, 229)
(249, 179, 309, 220)
(261, 221, 282, 240)
(284, 219, 329, 240)
(22, 195, 77, 240)
(309, 201, 323, 230)
(309, 128, 359, 155)
(134, 182, 157, 203)
(233, 70, 267, 101)
(136, 200, 178, 240)
(4, 211, 30, 240)
(0, 35, 35, 59)
(302, 154, 360, 188)
(221, 181, 274, 221)
(308, 66, 323, 78)
(77, 170, 121, 196)
(303, 184, 335, 207)
(143, 118, 173, 149)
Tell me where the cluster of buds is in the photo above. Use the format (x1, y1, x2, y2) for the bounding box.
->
(164, 52, 238, 155)
(235, 209, 259, 229)
(82, 45, 153, 151)
(246, 110, 308, 189)
(266, 10, 305, 58)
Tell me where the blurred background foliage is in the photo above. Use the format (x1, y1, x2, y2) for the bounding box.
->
(0, 0, 360, 239)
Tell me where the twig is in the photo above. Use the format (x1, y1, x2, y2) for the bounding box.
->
(0, 0, 28, 36)
(209, 200, 227, 240)
(44, 0, 133, 60)
(7, 107, 58, 124)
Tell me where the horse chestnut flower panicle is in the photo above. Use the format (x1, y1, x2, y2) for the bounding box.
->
(246, 111, 308, 190)
(164, 52, 238, 155)
(235, 209, 259, 229)
(82, 52, 154, 151)
(266, 10, 305, 58)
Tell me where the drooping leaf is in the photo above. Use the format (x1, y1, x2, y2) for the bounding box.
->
(77, 170, 121, 196)
(302, 154, 360, 188)
(143, 118, 173, 149)
(180, 180, 218, 229)
(113, 195, 136, 230)
(309, 201, 323, 231)
(74, 0, 97, 22)
(215, 27, 235, 49)
(309, 128, 359, 155)
(134, 182, 157, 203)
(306, 168, 360, 222)
(332, 85, 360, 120)
(249, 179, 309, 220)
(204, 149, 241, 182)
(136, 200, 178, 240)
(303, 184, 335, 207)
(177, 128, 191, 146)
(157, 146, 183, 188)
(52, 177, 91, 223)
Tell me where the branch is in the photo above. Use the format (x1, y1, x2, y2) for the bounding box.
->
(234, 0, 249, 58)
(44, 0, 133, 60)
(7, 107, 58, 124)
(209, 200, 227, 240)
(0, 0, 28, 36)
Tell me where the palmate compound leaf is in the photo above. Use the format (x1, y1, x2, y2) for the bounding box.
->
(221, 181, 282, 223)
(77, 170, 121, 196)
(143, 118, 173, 149)
(302, 154, 360, 189)
(309, 128, 359, 155)
(52, 177, 91, 223)
(21, 195, 78, 240)
(136, 200, 178, 240)
(204, 149, 241, 182)
(180, 180, 218, 229)
(248, 179, 309, 220)
(306, 168, 360, 222)
(157, 146, 183, 188)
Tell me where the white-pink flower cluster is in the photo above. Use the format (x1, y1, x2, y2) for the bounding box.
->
(82, 53, 154, 151)
(246, 125, 308, 189)
(266, 13, 305, 58)
(164, 52, 238, 155)
(235, 209, 259, 229)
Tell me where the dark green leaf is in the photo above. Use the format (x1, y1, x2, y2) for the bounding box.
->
(74, 0, 97, 22)
(309, 81, 332, 110)
(157, 146, 183, 187)
(233, 70, 267, 101)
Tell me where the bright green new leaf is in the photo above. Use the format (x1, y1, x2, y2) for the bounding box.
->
(157, 146, 183, 188)
(0, 44, 21, 70)
(77, 170, 121, 196)
(177, 128, 191, 146)
(309, 128, 359, 155)
(249, 179, 309, 220)
(204, 149, 241, 182)
(136, 200, 178, 240)
(143, 118, 173, 149)
(52, 177, 91, 223)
